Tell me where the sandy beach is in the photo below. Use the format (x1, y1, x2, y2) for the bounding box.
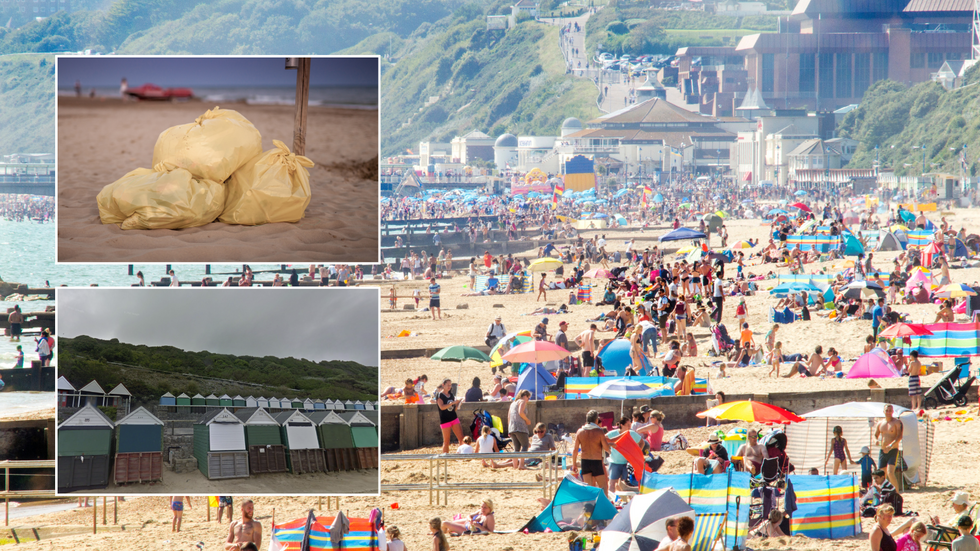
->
(57, 98, 379, 263)
(69, 467, 379, 496)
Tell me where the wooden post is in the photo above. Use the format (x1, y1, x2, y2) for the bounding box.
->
(93, 499, 97, 534)
(114, 497, 117, 524)
(293, 58, 311, 156)
(102, 496, 106, 525)
(318, 497, 322, 510)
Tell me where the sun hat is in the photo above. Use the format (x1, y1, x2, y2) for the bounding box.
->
(950, 491, 972, 506)
(707, 434, 720, 444)
(860, 446, 870, 455)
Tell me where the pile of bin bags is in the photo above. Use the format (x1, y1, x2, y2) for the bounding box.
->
(97, 107, 315, 230)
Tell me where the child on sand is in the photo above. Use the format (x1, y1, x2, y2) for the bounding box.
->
(476, 425, 498, 468)
(170, 496, 191, 532)
(857, 446, 877, 489)
(768, 342, 782, 378)
(458, 436, 475, 454)
(824, 426, 854, 475)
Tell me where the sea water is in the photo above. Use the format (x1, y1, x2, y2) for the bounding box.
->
(58, 85, 379, 109)
(0, 392, 53, 418)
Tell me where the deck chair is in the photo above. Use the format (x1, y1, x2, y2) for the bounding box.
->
(692, 512, 727, 551)
(926, 505, 978, 551)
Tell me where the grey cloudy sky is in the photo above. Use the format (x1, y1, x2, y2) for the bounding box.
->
(58, 288, 379, 366)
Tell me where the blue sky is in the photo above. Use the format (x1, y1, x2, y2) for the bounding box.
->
(57, 56, 378, 88)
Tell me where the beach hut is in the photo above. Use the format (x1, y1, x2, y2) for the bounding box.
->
(57, 376, 77, 408)
(176, 393, 191, 406)
(233, 395, 246, 407)
(333, 400, 345, 411)
(339, 411, 379, 469)
(108, 383, 132, 414)
(191, 394, 206, 406)
(245, 396, 257, 408)
(360, 409, 379, 427)
(257, 397, 269, 408)
(273, 410, 326, 474)
(303, 398, 315, 411)
(159, 392, 175, 407)
(290, 398, 303, 409)
(324, 399, 334, 409)
(364, 401, 375, 410)
(193, 408, 249, 480)
(80, 381, 107, 407)
(57, 404, 114, 492)
(219, 394, 233, 407)
(235, 408, 287, 474)
(354, 400, 365, 410)
(268, 397, 280, 409)
(114, 406, 164, 484)
(308, 411, 359, 471)
(344, 400, 355, 410)
(314, 399, 325, 411)
(205, 394, 220, 407)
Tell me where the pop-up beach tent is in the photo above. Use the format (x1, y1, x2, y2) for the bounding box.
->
(522, 475, 619, 533)
(639, 471, 751, 549)
(786, 402, 932, 484)
(596, 339, 653, 376)
(846, 350, 902, 378)
(515, 363, 557, 400)
(876, 232, 905, 251)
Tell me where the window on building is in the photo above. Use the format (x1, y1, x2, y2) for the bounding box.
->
(928, 52, 944, 68)
(873, 52, 888, 82)
(948, 52, 961, 61)
(819, 53, 834, 99)
(911, 52, 925, 68)
(762, 53, 775, 93)
(854, 53, 870, 98)
(835, 53, 852, 98)
(799, 52, 816, 92)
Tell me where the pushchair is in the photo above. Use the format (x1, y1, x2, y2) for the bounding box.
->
(469, 409, 511, 451)
(923, 369, 975, 409)
(711, 323, 737, 357)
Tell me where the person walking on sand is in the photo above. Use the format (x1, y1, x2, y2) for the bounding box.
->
(225, 499, 262, 551)
(824, 426, 855, 475)
(428, 278, 442, 320)
(538, 273, 548, 302)
(571, 410, 611, 490)
(875, 404, 904, 493)
(437, 378, 464, 453)
(170, 496, 191, 532)
(217, 496, 233, 523)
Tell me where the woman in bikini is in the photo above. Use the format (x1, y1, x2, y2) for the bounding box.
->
(442, 499, 496, 536)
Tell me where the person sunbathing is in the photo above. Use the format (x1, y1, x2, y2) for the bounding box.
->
(752, 509, 788, 539)
(442, 499, 495, 536)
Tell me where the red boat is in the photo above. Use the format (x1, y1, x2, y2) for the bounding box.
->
(124, 83, 194, 101)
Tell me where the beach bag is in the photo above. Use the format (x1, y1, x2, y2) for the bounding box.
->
(219, 140, 314, 225)
(97, 163, 225, 230)
(152, 106, 263, 183)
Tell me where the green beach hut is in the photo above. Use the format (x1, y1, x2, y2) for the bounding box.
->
(57, 404, 114, 492)
(193, 408, 248, 480)
(235, 408, 287, 474)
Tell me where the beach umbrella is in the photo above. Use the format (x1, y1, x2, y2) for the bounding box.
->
(767, 208, 787, 216)
(588, 378, 664, 415)
(790, 202, 812, 212)
(802, 401, 911, 418)
(797, 219, 817, 233)
(675, 245, 697, 255)
(430, 345, 491, 363)
(935, 283, 977, 298)
(502, 340, 572, 364)
(769, 281, 823, 297)
(728, 240, 753, 249)
(846, 350, 902, 379)
(841, 280, 885, 300)
(878, 323, 933, 340)
(613, 189, 629, 198)
(696, 400, 804, 425)
(597, 488, 694, 551)
(584, 268, 615, 279)
(659, 227, 707, 242)
(678, 202, 692, 209)
(778, 199, 788, 205)
(652, 193, 664, 203)
(741, 198, 754, 204)
(529, 257, 563, 272)
(489, 332, 533, 368)
(715, 210, 728, 218)
(701, 213, 723, 231)
(794, 190, 807, 196)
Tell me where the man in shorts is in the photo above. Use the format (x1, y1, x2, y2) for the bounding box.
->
(7, 305, 22, 342)
(605, 415, 643, 493)
(217, 496, 233, 523)
(874, 404, 904, 491)
(226, 499, 262, 551)
(170, 496, 191, 532)
(572, 410, 610, 490)
(575, 324, 597, 376)
(428, 278, 442, 320)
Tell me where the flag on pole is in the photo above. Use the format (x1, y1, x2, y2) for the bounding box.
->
(642, 184, 652, 208)
(551, 178, 564, 210)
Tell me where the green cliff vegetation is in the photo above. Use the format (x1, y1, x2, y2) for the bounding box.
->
(839, 63, 980, 177)
(59, 335, 378, 406)
(0, 54, 54, 153)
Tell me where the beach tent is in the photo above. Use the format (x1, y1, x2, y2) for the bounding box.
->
(659, 227, 706, 242)
(876, 232, 904, 251)
(339, 411, 379, 469)
(273, 410, 326, 474)
(841, 233, 865, 256)
(596, 338, 652, 376)
(904, 268, 935, 297)
(846, 350, 901, 378)
(308, 410, 360, 471)
(515, 363, 557, 400)
(598, 489, 695, 551)
(522, 475, 619, 533)
(785, 475, 862, 538)
(193, 408, 249, 480)
(235, 407, 288, 474)
(114, 406, 164, 484)
(769, 307, 798, 324)
(640, 471, 751, 549)
(788, 403, 932, 485)
(57, 404, 114, 492)
(950, 238, 971, 259)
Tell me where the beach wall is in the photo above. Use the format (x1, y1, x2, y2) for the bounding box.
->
(0, 419, 55, 491)
(379, 386, 975, 452)
(1, 363, 55, 392)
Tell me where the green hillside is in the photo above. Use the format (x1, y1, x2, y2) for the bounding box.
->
(0, 54, 54, 153)
(838, 63, 980, 177)
(59, 335, 378, 406)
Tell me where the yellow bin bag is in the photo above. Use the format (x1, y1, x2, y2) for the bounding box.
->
(219, 140, 314, 225)
(152, 107, 263, 183)
(97, 163, 225, 230)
